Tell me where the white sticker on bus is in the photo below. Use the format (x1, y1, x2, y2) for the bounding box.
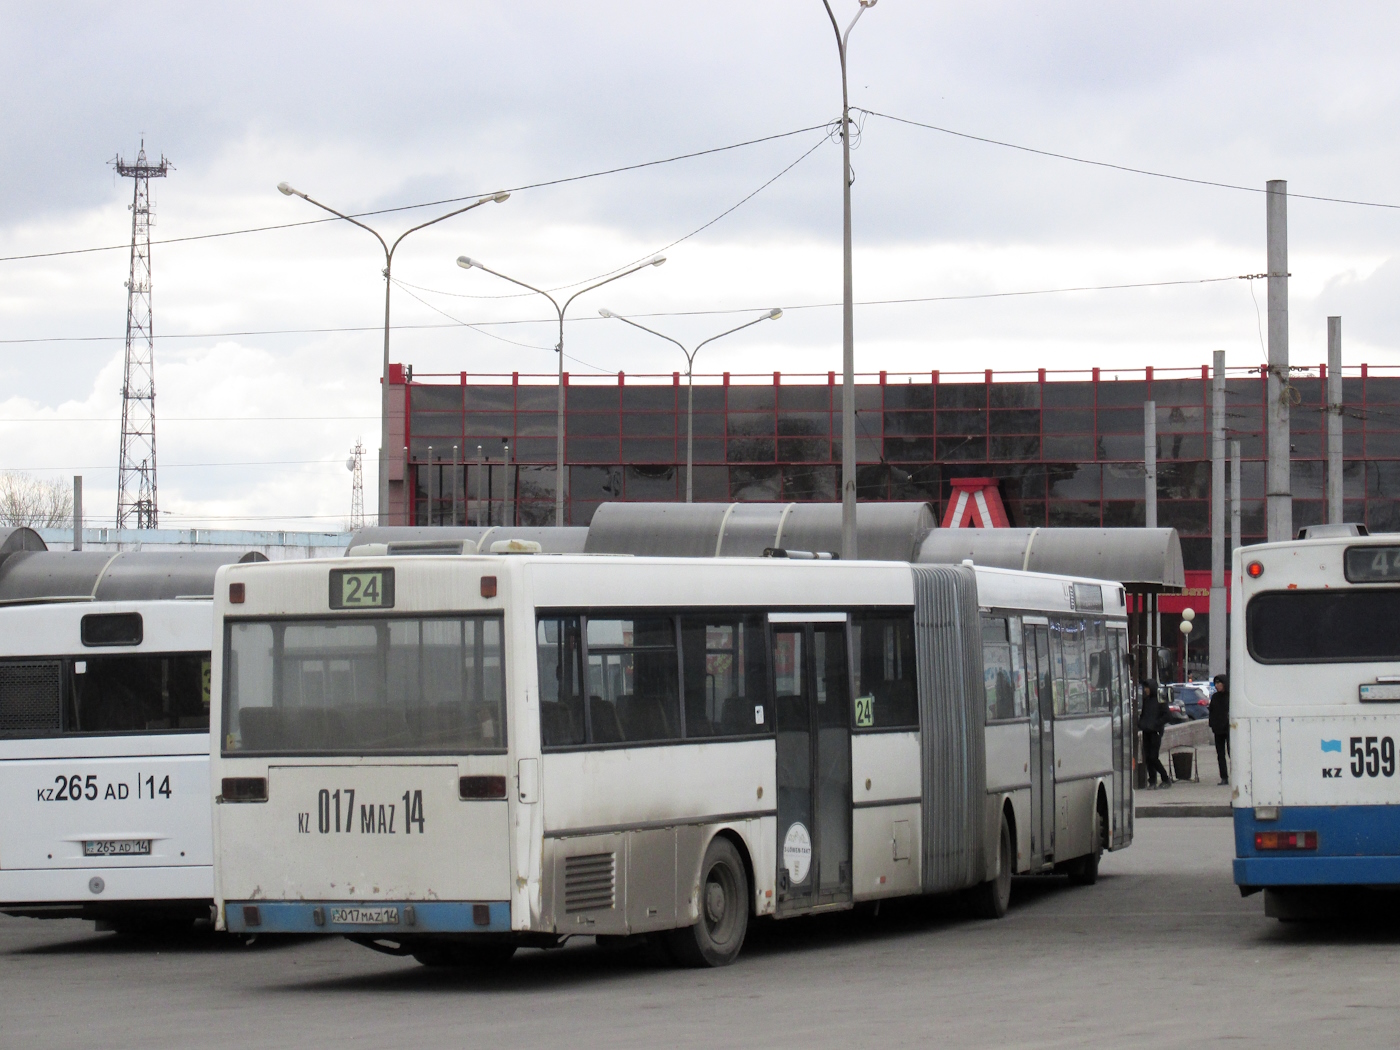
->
(783, 822, 812, 884)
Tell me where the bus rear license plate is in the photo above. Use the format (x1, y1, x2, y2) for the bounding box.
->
(1360, 684, 1400, 702)
(330, 906, 400, 926)
(83, 839, 152, 857)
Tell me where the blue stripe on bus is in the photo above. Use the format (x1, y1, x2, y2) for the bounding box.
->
(1233, 855, 1400, 885)
(224, 900, 510, 934)
(1234, 805, 1400, 886)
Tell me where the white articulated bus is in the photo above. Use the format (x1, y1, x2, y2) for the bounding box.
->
(0, 544, 262, 930)
(211, 553, 1134, 966)
(1232, 533, 1400, 914)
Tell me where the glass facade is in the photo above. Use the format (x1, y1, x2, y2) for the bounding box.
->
(399, 367, 1388, 573)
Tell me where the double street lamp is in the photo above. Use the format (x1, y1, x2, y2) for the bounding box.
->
(821, 0, 879, 559)
(597, 308, 782, 502)
(277, 182, 510, 522)
(456, 254, 666, 525)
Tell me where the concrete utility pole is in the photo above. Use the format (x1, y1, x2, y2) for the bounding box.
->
(822, 0, 879, 561)
(1266, 180, 1292, 542)
(1210, 352, 1226, 678)
(72, 476, 82, 551)
(1231, 440, 1242, 556)
(1144, 400, 1157, 528)
(1327, 316, 1344, 524)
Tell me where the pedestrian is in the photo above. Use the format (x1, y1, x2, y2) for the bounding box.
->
(1139, 679, 1172, 789)
(1209, 673, 1231, 785)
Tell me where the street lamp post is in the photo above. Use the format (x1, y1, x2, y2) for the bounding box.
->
(277, 182, 509, 524)
(456, 255, 666, 525)
(821, 0, 879, 560)
(597, 308, 782, 502)
(1181, 607, 1196, 681)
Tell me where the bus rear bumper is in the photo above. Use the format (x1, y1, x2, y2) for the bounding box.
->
(1234, 805, 1400, 886)
(224, 900, 511, 934)
(0, 864, 211, 909)
(1234, 855, 1400, 886)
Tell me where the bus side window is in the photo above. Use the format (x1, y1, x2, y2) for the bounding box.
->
(1008, 616, 1028, 719)
(584, 616, 680, 745)
(981, 615, 1019, 722)
(537, 617, 585, 747)
(681, 613, 770, 738)
(1050, 619, 1090, 716)
(850, 613, 918, 729)
(1087, 618, 1110, 712)
(1107, 628, 1126, 716)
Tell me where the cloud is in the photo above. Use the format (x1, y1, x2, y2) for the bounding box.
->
(3, 1, 1400, 526)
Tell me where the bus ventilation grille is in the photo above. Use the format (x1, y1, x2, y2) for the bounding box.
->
(564, 852, 616, 913)
(0, 662, 61, 736)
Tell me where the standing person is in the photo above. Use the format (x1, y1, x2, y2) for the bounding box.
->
(1139, 679, 1172, 789)
(1209, 673, 1231, 785)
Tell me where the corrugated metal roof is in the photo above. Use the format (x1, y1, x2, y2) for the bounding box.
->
(0, 550, 265, 604)
(346, 526, 589, 555)
(915, 527, 1185, 589)
(352, 507, 1185, 591)
(584, 501, 936, 561)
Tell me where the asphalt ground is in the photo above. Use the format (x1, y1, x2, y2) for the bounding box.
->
(4, 819, 1400, 1049)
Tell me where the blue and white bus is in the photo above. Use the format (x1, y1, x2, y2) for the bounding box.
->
(1232, 532, 1400, 916)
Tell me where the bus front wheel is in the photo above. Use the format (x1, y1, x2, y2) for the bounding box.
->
(666, 836, 749, 967)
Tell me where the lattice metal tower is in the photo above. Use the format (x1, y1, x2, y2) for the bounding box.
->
(347, 439, 366, 531)
(113, 142, 170, 529)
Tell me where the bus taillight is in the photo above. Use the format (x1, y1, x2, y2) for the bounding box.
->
(1255, 830, 1317, 850)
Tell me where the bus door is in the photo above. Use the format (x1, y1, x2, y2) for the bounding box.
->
(771, 613, 853, 915)
(1025, 618, 1056, 865)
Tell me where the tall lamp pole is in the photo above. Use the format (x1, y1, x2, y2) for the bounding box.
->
(597, 308, 783, 502)
(821, 0, 879, 561)
(456, 255, 666, 525)
(277, 183, 509, 524)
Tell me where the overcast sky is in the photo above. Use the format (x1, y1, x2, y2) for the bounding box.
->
(3, 1, 1399, 530)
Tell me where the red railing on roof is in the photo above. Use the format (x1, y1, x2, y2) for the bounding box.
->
(391, 364, 1389, 386)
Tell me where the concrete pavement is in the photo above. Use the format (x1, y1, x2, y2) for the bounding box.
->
(3, 820, 1399, 1049)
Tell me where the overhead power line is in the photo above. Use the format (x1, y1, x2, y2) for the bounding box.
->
(0, 273, 1262, 347)
(0, 123, 831, 264)
(859, 109, 1400, 211)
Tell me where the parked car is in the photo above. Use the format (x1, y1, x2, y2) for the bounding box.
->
(1163, 692, 1188, 724)
(1164, 682, 1211, 721)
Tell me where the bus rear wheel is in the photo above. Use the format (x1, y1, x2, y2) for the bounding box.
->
(666, 836, 749, 967)
(411, 941, 517, 969)
(968, 813, 1013, 919)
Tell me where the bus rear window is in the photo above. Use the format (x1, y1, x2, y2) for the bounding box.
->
(223, 616, 505, 754)
(1247, 589, 1400, 663)
(0, 655, 210, 737)
(68, 654, 210, 733)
